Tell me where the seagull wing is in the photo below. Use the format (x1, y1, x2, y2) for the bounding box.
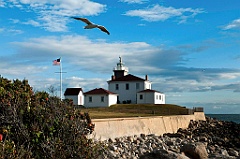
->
(72, 17, 92, 25)
(97, 26, 110, 35)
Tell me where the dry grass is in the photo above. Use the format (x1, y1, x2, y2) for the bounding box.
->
(80, 104, 190, 119)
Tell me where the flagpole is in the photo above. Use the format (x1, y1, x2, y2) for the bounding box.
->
(60, 58, 62, 101)
(54, 57, 66, 101)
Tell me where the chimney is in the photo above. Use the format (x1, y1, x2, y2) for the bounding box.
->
(145, 75, 148, 81)
(112, 75, 115, 80)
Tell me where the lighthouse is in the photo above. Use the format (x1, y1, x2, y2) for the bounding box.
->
(112, 56, 129, 79)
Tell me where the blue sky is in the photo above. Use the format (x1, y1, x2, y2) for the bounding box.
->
(1, 0, 240, 114)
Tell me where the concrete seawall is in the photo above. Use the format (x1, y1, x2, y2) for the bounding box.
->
(90, 112, 205, 141)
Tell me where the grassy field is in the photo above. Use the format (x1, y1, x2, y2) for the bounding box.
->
(80, 104, 190, 119)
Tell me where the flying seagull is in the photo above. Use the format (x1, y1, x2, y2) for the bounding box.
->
(72, 17, 110, 35)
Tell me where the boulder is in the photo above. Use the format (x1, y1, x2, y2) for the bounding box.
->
(180, 142, 208, 159)
(228, 148, 239, 157)
(139, 149, 190, 159)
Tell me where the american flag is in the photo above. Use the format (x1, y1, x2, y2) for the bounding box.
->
(53, 58, 61, 65)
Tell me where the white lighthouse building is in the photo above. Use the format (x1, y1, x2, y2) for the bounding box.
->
(108, 56, 165, 104)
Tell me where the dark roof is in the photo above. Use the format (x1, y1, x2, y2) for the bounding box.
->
(84, 88, 117, 95)
(108, 74, 145, 82)
(64, 88, 83, 96)
(138, 89, 162, 93)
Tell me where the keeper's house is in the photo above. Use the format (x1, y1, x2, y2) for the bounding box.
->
(84, 88, 118, 107)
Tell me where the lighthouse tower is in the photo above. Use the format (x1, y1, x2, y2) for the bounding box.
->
(113, 56, 128, 79)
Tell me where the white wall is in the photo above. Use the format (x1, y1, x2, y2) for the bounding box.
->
(109, 81, 151, 104)
(154, 92, 165, 104)
(79, 91, 84, 105)
(137, 92, 165, 104)
(108, 94, 118, 106)
(137, 92, 154, 104)
(65, 95, 77, 105)
(144, 81, 151, 89)
(84, 94, 117, 107)
(65, 92, 84, 105)
(160, 94, 166, 104)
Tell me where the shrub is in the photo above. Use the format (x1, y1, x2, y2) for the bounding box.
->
(0, 76, 104, 158)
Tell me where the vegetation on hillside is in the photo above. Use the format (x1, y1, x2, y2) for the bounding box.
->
(0, 76, 103, 159)
(84, 104, 190, 119)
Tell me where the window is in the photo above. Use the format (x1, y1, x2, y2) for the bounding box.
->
(139, 94, 143, 100)
(159, 95, 161, 100)
(115, 84, 119, 90)
(101, 96, 104, 102)
(136, 83, 140, 89)
(126, 83, 129, 90)
(156, 95, 158, 100)
(89, 96, 92, 102)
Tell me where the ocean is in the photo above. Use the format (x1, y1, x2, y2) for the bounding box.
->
(206, 114, 240, 124)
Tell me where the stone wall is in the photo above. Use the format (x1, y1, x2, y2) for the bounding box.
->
(89, 112, 205, 141)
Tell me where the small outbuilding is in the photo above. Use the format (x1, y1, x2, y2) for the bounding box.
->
(137, 89, 165, 104)
(84, 88, 118, 107)
(64, 88, 84, 105)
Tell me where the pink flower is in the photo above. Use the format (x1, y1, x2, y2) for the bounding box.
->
(0, 134, 3, 141)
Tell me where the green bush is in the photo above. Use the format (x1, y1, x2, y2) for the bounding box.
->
(0, 76, 104, 158)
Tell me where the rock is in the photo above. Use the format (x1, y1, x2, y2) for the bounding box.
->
(175, 138, 182, 143)
(127, 136, 134, 142)
(139, 149, 190, 159)
(177, 154, 190, 159)
(164, 132, 184, 138)
(108, 145, 117, 151)
(108, 138, 113, 143)
(228, 148, 239, 157)
(180, 142, 208, 159)
(166, 140, 174, 146)
(100, 116, 240, 159)
(208, 145, 216, 153)
(199, 136, 208, 142)
(221, 149, 229, 156)
(140, 134, 146, 140)
(138, 147, 146, 156)
(133, 139, 141, 145)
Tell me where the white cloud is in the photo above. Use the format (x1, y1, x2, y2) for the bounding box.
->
(4, 0, 106, 32)
(0, 0, 5, 7)
(8, 29, 24, 34)
(9, 18, 20, 23)
(0, 63, 47, 77)
(11, 35, 162, 73)
(213, 106, 222, 109)
(119, 0, 149, 4)
(64, 76, 107, 92)
(23, 20, 41, 27)
(3, 35, 240, 94)
(219, 72, 240, 79)
(222, 18, 240, 30)
(0, 27, 23, 34)
(124, 4, 204, 23)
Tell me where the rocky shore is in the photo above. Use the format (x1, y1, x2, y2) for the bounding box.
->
(99, 116, 240, 159)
